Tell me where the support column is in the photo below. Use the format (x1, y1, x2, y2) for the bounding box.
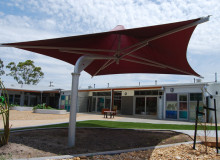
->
(111, 89, 114, 111)
(68, 56, 94, 147)
(20, 91, 24, 106)
(157, 96, 163, 120)
(67, 55, 116, 147)
(68, 72, 80, 147)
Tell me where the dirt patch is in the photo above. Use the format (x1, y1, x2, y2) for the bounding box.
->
(0, 128, 192, 159)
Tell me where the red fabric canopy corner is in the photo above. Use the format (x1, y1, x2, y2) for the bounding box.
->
(2, 17, 209, 77)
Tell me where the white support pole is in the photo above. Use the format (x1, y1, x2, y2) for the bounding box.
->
(68, 55, 116, 147)
(68, 72, 80, 147)
(68, 55, 113, 147)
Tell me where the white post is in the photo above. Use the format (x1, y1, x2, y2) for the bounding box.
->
(68, 56, 94, 147)
(68, 72, 80, 147)
(68, 55, 117, 147)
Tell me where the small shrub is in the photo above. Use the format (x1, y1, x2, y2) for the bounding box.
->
(33, 103, 56, 110)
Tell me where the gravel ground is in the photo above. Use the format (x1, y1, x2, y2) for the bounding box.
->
(60, 144, 220, 160)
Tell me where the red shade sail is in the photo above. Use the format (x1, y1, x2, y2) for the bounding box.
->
(1, 16, 209, 77)
(1, 16, 210, 147)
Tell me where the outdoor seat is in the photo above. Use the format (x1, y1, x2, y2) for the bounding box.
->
(112, 109, 117, 115)
(101, 108, 110, 114)
(112, 105, 117, 115)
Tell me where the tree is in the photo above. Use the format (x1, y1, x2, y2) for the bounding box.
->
(6, 60, 44, 85)
(0, 79, 10, 146)
(0, 58, 5, 76)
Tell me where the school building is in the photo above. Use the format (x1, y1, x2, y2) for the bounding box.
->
(1, 82, 220, 122)
(60, 82, 220, 122)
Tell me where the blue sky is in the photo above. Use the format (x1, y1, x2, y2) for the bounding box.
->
(0, 0, 220, 89)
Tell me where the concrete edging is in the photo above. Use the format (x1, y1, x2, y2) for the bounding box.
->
(17, 141, 201, 160)
(33, 109, 67, 114)
(10, 106, 33, 111)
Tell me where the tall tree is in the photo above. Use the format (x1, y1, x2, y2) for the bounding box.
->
(0, 58, 5, 76)
(6, 60, 44, 85)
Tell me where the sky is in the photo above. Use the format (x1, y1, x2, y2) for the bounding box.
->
(0, 0, 220, 90)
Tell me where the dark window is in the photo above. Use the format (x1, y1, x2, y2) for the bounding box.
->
(92, 97, 96, 112)
(113, 91, 121, 111)
(135, 90, 159, 95)
(30, 92, 41, 96)
(135, 97, 145, 114)
(24, 96, 28, 106)
(93, 92, 111, 96)
(14, 95, 21, 105)
(9, 95, 14, 104)
(114, 91, 122, 96)
(179, 95, 187, 101)
(105, 97, 111, 109)
(190, 93, 202, 101)
(166, 93, 177, 101)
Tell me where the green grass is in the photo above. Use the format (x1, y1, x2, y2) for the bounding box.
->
(8, 120, 220, 131)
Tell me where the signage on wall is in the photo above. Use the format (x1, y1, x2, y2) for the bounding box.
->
(170, 88, 174, 92)
(122, 90, 134, 96)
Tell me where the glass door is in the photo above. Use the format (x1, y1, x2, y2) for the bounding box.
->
(146, 97, 157, 115)
(97, 97, 105, 112)
(179, 94, 188, 120)
(29, 95, 37, 106)
(92, 97, 96, 112)
(105, 97, 111, 109)
(135, 97, 145, 114)
(113, 91, 122, 112)
(166, 93, 178, 119)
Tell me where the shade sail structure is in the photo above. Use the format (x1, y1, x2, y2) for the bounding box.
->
(1, 16, 209, 77)
(1, 16, 209, 147)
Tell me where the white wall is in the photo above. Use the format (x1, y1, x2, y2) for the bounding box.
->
(206, 83, 220, 122)
(157, 95, 163, 119)
(122, 90, 134, 96)
(165, 85, 204, 94)
(78, 92, 89, 112)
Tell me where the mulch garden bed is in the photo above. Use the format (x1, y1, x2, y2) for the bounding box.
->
(0, 128, 193, 159)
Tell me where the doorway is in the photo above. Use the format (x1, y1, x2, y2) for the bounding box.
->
(135, 97, 145, 114)
(91, 96, 113, 112)
(178, 94, 188, 120)
(146, 97, 157, 115)
(97, 97, 105, 112)
(135, 96, 157, 115)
